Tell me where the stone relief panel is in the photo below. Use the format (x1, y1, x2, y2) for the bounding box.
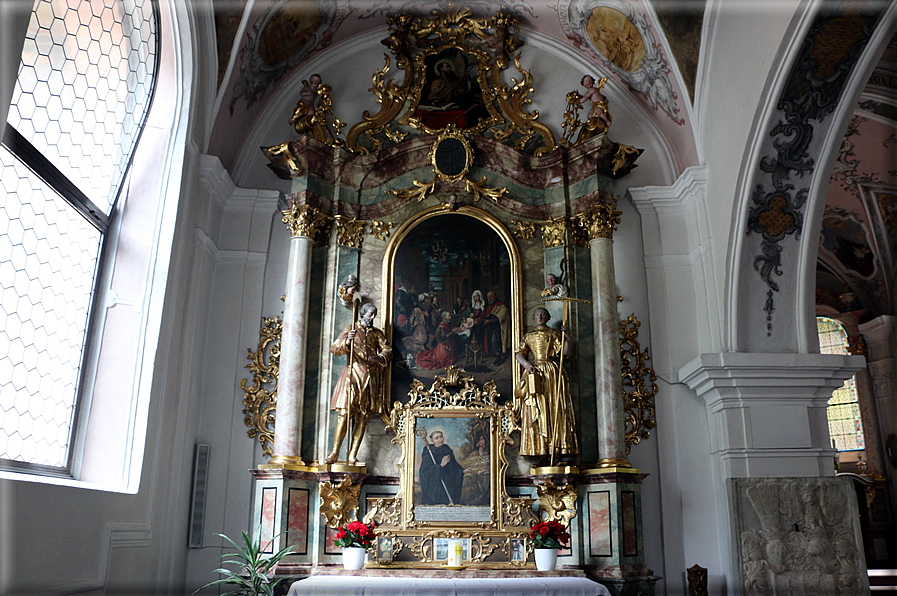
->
(732, 477, 868, 596)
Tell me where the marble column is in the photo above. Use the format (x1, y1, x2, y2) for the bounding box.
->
(583, 203, 630, 468)
(269, 201, 329, 467)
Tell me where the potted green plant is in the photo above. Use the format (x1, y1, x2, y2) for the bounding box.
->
(529, 520, 570, 571)
(334, 521, 376, 570)
(197, 531, 293, 595)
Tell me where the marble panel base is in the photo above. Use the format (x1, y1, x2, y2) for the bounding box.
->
(589, 574, 661, 596)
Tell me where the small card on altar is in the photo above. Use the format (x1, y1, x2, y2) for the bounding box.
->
(376, 537, 394, 563)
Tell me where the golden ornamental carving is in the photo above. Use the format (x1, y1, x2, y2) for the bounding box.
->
(334, 215, 365, 248)
(536, 478, 578, 525)
(613, 143, 641, 175)
(388, 175, 438, 203)
(511, 220, 536, 239)
(561, 76, 611, 147)
(345, 8, 555, 156)
(568, 215, 591, 248)
(577, 203, 621, 240)
(540, 217, 567, 248)
(320, 476, 362, 529)
(503, 496, 539, 528)
(464, 176, 508, 203)
(620, 314, 658, 455)
(363, 496, 402, 528)
(263, 142, 304, 178)
(369, 220, 394, 241)
(282, 203, 330, 240)
(240, 315, 282, 458)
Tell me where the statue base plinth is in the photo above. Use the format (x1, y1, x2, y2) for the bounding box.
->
(531, 465, 580, 475)
(318, 462, 367, 473)
(581, 466, 642, 475)
(258, 456, 315, 472)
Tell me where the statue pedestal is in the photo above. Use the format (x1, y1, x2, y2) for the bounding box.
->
(578, 469, 660, 596)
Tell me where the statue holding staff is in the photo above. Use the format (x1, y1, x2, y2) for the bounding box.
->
(324, 302, 392, 466)
(513, 306, 579, 464)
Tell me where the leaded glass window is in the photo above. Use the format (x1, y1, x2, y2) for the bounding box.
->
(0, 0, 157, 472)
(817, 317, 865, 451)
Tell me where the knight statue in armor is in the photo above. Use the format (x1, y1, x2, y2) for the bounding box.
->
(513, 307, 578, 462)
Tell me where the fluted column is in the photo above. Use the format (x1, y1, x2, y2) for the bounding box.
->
(269, 201, 329, 467)
(582, 203, 630, 468)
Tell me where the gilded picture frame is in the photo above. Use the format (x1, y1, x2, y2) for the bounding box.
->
(382, 205, 522, 410)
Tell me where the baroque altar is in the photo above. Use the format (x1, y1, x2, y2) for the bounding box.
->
(243, 7, 658, 595)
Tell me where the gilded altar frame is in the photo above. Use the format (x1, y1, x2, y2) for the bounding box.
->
(363, 369, 539, 567)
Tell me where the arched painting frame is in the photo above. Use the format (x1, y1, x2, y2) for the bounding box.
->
(382, 205, 522, 406)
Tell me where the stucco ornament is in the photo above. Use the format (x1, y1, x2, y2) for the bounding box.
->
(563, 0, 683, 124)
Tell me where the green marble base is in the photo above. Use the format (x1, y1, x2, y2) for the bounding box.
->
(592, 574, 661, 596)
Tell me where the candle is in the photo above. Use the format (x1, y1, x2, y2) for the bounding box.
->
(448, 539, 463, 566)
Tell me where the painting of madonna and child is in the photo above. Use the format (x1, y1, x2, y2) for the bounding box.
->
(413, 416, 493, 522)
(391, 214, 514, 405)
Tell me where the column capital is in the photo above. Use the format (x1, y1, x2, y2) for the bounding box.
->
(282, 202, 329, 239)
(334, 215, 365, 249)
(578, 202, 621, 240)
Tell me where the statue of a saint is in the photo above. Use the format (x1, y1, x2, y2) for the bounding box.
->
(513, 307, 578, 461)
(324, 302, 392, 466)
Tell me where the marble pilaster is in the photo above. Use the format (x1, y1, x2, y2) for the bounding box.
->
(270, 202, 329, 467)
(583, 203, 629, 467)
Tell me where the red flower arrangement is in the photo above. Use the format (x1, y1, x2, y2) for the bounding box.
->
(334, 520, 377, 550)
(529, 520, 570, 549)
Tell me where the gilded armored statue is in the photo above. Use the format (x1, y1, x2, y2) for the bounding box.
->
(513, 307, 578, 461)
(325, 302, 392, 466)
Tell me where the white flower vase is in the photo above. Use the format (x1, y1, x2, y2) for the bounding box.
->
(534, 548, 557, 571)
(342, 547, 366, 570)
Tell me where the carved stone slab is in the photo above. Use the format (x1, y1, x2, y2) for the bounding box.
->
(731, 477, 869, 595)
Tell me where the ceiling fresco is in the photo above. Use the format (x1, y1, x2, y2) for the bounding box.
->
(209, 0, 697, 173)
(816, 34, 897, 320)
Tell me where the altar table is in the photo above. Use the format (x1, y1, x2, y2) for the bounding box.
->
(287, 575, 612, 595)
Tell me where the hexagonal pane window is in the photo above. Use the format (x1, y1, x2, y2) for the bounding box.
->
(6, 0, 157, 215)
(0, 145, 101, 468)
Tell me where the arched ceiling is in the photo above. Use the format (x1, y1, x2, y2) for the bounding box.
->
(205, 0, 703, 186)
(817, 33, 897, 321)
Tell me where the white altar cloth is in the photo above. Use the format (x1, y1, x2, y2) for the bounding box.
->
(287, 575, 612, 595)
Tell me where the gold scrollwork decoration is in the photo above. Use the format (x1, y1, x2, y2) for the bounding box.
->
(320, 476, 362, 529)
(333, 215, 366, 249)
(620, 314, 658, 455)
(613, 143, 641, 175)
(408, 531, 499, 564)
(503, 496, 539, 528)
(464, 176, 507, 203)
(577, 202, 621, 240)
(388, 175, 438, 203)
(364, 496, 403, 529)
(536, 478, 578, 525)
(369, 220, 394, 241)
(511, 220, 536, 239)
(240, 315, 282, 458)
(282, 202, 331, 240)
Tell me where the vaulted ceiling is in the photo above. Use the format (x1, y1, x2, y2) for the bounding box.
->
(205, 1, 897, 321)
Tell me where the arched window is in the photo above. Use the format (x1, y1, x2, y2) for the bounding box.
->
(816, 317, 865, 451)
(0, 0, 157, 474)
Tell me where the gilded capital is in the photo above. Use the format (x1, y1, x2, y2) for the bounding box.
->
(334, 215, 366, 249)
(579, 203, 622, 240)
(540, 217, 567, 248)
(282, 203, 329, 239)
